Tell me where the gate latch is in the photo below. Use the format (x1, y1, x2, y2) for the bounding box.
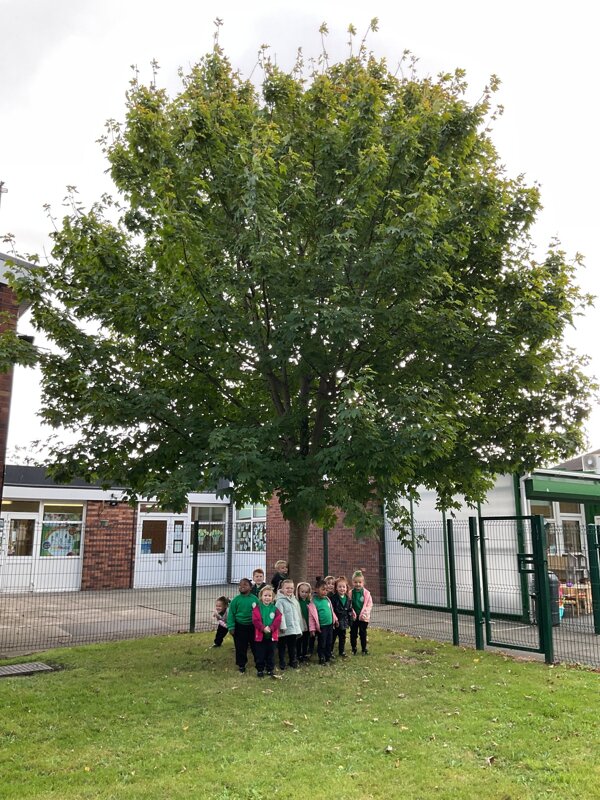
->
(517, 552, 536, 574)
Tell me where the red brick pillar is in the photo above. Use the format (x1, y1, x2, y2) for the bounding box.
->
(81, 501, 137, 590)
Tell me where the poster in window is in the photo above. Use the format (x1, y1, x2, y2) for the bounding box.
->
(40, 523, 81, 557)
(252, 521, 267, 552)
(235, 522, 251, 552)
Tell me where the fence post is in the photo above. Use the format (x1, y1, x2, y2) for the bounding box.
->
(586, 524, 600, 635)
(532, 514, 554, 664)
(446, 519, 460, 646)
(468, 516, 485, 651)
(189, 520, 199, 633)
(513, 475, 531, 623)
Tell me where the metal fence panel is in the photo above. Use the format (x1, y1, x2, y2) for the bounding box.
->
(2, 517, 600, 669)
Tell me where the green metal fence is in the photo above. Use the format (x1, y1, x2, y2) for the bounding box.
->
(3, 516, 600, 668)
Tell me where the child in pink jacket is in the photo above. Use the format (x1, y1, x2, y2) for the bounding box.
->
(252, 585, 282, 678)
(350, 569, 373, 655)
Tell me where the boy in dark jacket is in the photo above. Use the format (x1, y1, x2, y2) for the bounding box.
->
(251, 568, 267, 597)
(270, 560, 289, 593)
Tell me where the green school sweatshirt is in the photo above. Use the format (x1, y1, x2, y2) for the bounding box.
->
(227, 593, 257, 629)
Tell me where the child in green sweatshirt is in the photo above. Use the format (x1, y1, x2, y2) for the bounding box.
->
(227, 578, 258, 673)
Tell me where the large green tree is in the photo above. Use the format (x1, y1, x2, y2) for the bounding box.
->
(5, 31, 593, 579)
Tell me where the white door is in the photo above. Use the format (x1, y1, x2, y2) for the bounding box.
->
(134, 515, 189, 588)
(168, 518, 192, 586)
(0, 515, 37, 592)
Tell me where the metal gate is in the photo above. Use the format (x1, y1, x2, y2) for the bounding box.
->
(474, 515, 554, 663)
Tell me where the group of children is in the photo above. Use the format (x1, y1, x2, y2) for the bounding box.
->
(211, 560, 373, 678)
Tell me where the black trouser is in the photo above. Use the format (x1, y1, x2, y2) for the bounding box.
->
(214, 625, 228, 647)
(317, 624, 334, 662)
(232, 624, 255, 669)
(296, 630, 311, 661)
(332, 627, 347, 655)
(350, 619, 368, 653)
(278, 635, 298, 668)
(254, 637, 275, 673)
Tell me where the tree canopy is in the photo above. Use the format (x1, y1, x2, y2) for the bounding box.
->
(3, 32, 593, 578)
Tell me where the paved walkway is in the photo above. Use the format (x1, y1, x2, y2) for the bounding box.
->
(1, 586, 599, 667)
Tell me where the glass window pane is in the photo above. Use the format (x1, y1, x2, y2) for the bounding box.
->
(236, 506, 251, 520)
(253, 505, 267, 519)
(211, 507, 226, 523)
(563, 521, 582, 553)
(139, 503, 177, 514)
(559, 501, 581, 515)
(40, 523, 81, 557)
(8, 519, 35, 556)
(192, 507, 211, 522)
(43, 504, 84, 521)
(530, 501, 553, 519)
(1, 500, 40, 513)
(140, 520, 167, 554)
(235, 522, 251, 551)
(198, 524, 225, 552)
(545, 523, 558, 553)
(252, 521, 266, 552)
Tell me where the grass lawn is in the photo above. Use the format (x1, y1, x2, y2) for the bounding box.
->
(1, 630, 600, 800)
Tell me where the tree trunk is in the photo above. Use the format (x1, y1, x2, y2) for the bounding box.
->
(287, 512, 311, 583)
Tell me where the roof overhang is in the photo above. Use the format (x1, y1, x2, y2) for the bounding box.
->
(524, 470, 600, 504)
(0, 251, 37, 318)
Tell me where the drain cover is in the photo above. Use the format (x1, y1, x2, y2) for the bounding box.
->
(0, 662, 54, 678)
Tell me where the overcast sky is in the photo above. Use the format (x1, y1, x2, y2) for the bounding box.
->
(1, 0, 598, 459)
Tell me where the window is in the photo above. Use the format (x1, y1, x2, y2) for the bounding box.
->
(139, 503, 178, 514)
(559, 501, 581, 515)
(235, 505, 266, 552)
(1, 500, 40, 513)
(40, 503, 84, 557)
(140, 519, 167, 554)
(530, 501, 553, 519)
(191, 506, 226, 553)
(7, 519, 35, 556)
(562, 521, 582, 553)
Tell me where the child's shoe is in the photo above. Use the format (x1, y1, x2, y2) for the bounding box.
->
(362, 650, 369, 656)
(257, 671, 264, 678)
(239, 666, 246, 673)
(319, 658, 326, 665)
(352, 649, 357, 655)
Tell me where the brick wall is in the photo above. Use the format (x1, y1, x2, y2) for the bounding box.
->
(0, 284, 19, 500)
(266, 497, 385, 602)
(81, 501, 137, 590)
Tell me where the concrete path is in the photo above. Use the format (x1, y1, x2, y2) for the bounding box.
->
(2, 586, 599, 667)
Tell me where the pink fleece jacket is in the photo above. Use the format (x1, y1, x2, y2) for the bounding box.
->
(353, 588, 374, 622)
(307, 597, 338, 634)
(252, 603, 283, 642)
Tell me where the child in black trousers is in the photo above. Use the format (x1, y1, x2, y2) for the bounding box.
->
(227, 578, 258, 673)
(211, 595, 229, 647)
(330, 577, 352, 657)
